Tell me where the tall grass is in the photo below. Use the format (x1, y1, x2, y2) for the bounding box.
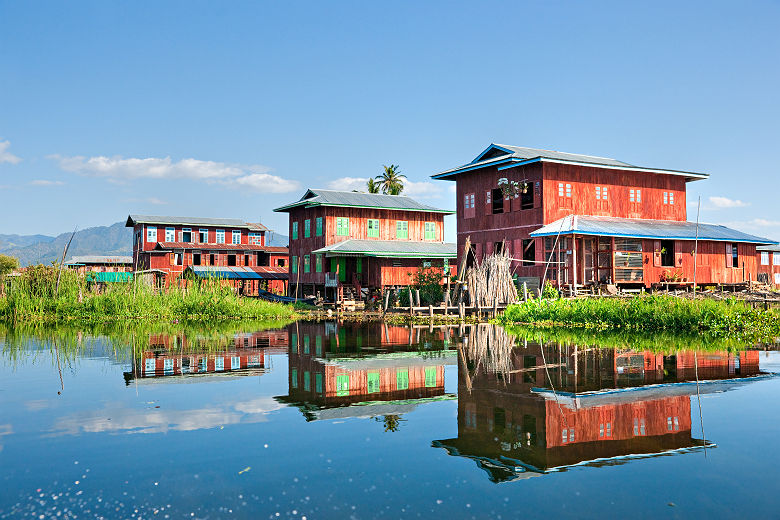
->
(0, 265, 296, 323)
(500, 295, 780, 340)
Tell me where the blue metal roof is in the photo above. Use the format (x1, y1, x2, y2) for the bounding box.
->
(185, 266, 288, 280)
(530, 215, 777, 244)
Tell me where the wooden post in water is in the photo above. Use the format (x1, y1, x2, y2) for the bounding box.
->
(415, 289, 421, 307)
(409, 288, 414, 317)
(429, 304, 434, 318)
(444, 290, 450, 317)
(384, 290, 390, 315)
(522, 281, 528, 302)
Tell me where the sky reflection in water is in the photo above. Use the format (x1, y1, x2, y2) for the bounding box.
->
(1, 322, 779, 519)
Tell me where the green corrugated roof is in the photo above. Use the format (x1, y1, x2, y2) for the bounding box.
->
(86, 272, 133, 283)
(312, 239, 457, 258)
(273, 189, 453, 214)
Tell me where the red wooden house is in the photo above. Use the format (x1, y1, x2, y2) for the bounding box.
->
(433, 144, 777, 290)
(274, 189, 456, 300)
(126, 215, 288, 293)
(757, 245, 780, 288)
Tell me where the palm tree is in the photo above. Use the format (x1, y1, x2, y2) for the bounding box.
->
(366, 177, 380, 193)
(375, 164, 406, 195)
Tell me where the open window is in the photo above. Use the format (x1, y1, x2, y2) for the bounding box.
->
(494, 241, 504, 254)
(660, 240, 675, 267)
(193, 253, 201, 266)
(521, 185, 534, 209)
(227, 254, 237, 267)
(522, 239, 535, 266)
(491, 188, 504, 214)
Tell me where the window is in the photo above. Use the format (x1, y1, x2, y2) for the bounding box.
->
(182, 228, 192, 242)
(396, 221, 408, 239)
(774, 253, 780, 266)
(566, 184, 572, 197)
(303, 371, 311, 391)
(292, 221, 298, 240)
(199, 228, 208, 243)
(336, 375, 350, 396)
(367, 372, 380, 393)
(336, 217, 349, 236)
(761, 252, 769, 265)
(316, 217, 323, 236)
(316, 254, 322, 273)
(231, 356, 240, 370)
(522, 239, 535, 266)
(521, 185, 533, 209)
(304, 219, 311, 238)
(424, 222, 436, 240)
(315, 373, 323, 393)
(367, 219, 380, 238)
(731, 243, 739, 267)
(291, 256, 298, 273)
(396, 369, 409, 390)
(660, 240, 675, 267)
(215, 357, 224, 372)
(147, 226, 157, 242)
(291, 368, 298, 388)
(173, 253, 182, 266)
(165, 227, 175, 242)
(244, 254, 250, 266)
(216, 229, 225, 244)
(209, 253, 215, 265)
(635, 189, 641, 202)
(596, 186, 601, 200)
(464, 193, 476, 219)
(193, 253, 201, 266)
(303, 255, 310, 273)
(227, 254, 236, 266)
(491, 188, 504, 214)
(248, 232, 262, 245)
(629, 189, 634, 202)
(425, 367, 437, 388)
(558, 183, 564, 197)
(232, 230, 241, 244)
(664, 191, 675, 205)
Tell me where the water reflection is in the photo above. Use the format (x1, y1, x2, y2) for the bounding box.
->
(434, 324, 770, 482)
(276, 322, 457, 421)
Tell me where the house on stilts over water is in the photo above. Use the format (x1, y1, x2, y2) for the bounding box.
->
(432, 144, 778, 291)
(274, 189, 457, 301)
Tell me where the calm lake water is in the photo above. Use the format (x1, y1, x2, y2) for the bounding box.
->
(1, 322, 779, 519)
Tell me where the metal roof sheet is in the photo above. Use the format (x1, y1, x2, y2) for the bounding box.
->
(153, 242, 287, 253)
(312, 239, 457, 258)
(126, 215, 254, 228)
(757, 244, 780, 252)
(530, 215, 777, 244)
(273, 189, 453, 214)
(186, 266, 288, 280)
(432, 143, 708, 181)
(65, 255, 132, 265)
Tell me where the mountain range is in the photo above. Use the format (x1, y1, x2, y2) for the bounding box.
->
(0, 222, 289, 267)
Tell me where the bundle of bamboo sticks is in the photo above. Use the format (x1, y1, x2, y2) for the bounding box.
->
(460, 323, 517, 391)
(464, 249, 519, 307)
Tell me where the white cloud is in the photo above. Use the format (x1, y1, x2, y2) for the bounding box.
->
(709, 196, 750, 209)
(0, 140, 21, 164)
(50, 153, 300, 193)
(326, 176, 370, 191)
(30, 179, 64, 186)
(230, 172, 301, 193)
(402, 180, 442, 198)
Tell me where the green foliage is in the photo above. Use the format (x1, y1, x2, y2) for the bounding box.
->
(541, 280, 559, 299)
(0, 267, 297, 324)
(0, 254, 19, 276)
(399, 265, 445, 306)
(366, 177, 380, 194)
(375, 164, 406, 195)
(499, 295, 780, 341)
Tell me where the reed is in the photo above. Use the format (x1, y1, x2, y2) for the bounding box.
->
(0, 265, 296, 323)
(500, 294, 780, 340)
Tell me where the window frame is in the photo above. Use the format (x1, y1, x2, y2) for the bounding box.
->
(165, 227, 175, 242)
(367, 218, 380, 238)
(215, 229, 225, 244)
(232, 230, 241, 245)
(336, 217, 349, 236)
(304, 219, 311, 238)
(292, 221, 298, 240)
(395, 220, 408, 239)
(316, 217, 323, 236)
(146, 225, 157, 242)
(424, 222, 436, 241)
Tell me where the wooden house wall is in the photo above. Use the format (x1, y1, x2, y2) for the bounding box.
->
(641, 240, 758, 286)
(542, 163, 688, 223)
(757, 250, 780, 287)
(134, 223, 265, 252)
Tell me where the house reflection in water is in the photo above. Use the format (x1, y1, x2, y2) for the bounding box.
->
(276, 322, 457, 421)
(434, 325, 765, 482)
(123, 329, 288, 384)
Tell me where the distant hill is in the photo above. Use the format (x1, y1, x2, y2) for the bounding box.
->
(0, 222, 132, 267)
(0, 222, 289, 266)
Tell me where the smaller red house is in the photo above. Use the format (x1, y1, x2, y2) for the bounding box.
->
(126, 215, 288, 294)
(757, 245, 780, 288)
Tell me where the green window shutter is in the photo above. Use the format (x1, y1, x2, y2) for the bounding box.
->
(315, 373, 323, 393)
(291, 333, 298, 350)
(356, 257, 362, 274)
(304, 219, 311, 238)
(425, 367, 437, 387)
(396, 221, 408, 239)
(303, 335, 310, 354)
(304, 371, 311, 391)
(396, 369, 409, 390)
(291, 256, 298, 273)
(330, 257, 337, 272)
(292, 221, 298, 240)
(367, 372, 380, 393)
(367, 219, 379, 238)
(424, 222, 436, 240)
(316, 254, 322, 273)
(336, 375, 350, 396)
(291, 368, 298, 388)
(304, 255, 310, 273)
(315, 335, 322, 356)
(316, 217, 323, 236)
(336, 217, 350, 236)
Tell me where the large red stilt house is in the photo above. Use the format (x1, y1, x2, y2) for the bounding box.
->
(433, 144, 777, 290)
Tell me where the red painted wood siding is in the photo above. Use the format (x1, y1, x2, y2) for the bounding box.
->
(757, 250, 780, 287)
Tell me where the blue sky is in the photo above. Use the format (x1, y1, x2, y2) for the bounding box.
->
(1, 0, 779, 243)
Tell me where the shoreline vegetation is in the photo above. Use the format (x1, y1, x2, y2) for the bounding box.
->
(0, 265, 296, 324)
(499, 294, 780, 341)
